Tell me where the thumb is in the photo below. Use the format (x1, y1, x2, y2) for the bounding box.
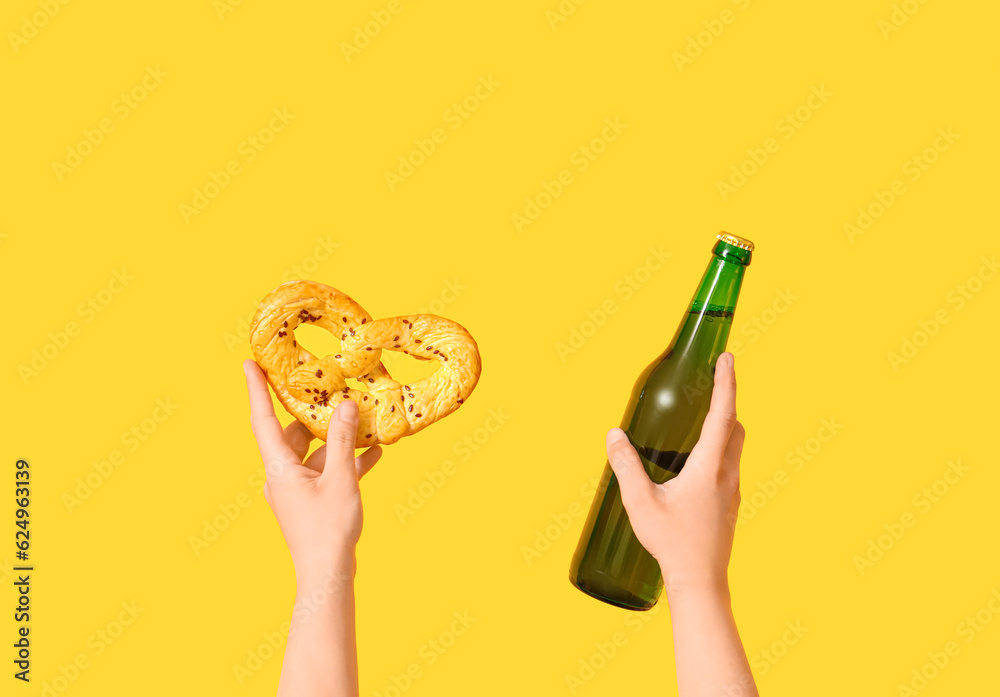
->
(606, 429, 657, 516)
(321, 399, 360, 487)
(689, 352, 738, 476)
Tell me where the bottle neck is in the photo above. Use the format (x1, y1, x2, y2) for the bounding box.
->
(688, 255, 746, 315)
(666, 255, 746, 362)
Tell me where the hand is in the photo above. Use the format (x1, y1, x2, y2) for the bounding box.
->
(243, 359, 383, 583)
(606, 351, 745, 595)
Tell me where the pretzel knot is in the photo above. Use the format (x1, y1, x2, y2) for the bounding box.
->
(249, 280, 482, 448)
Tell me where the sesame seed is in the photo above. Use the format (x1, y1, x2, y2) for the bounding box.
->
(457, 398, 463, 403)
(393, 336, 399, 341)
(408, 405, 413, 412)
(316, 370, 323, 378)
(391, 406, 395, 412)
(361, 318, 367, 324)
(415, 413, 422, 418)
(283, 321, 288, 327)
(311, 415, 317, 419)
(414, 339, 422, 344)
(335, 354, 341, 359)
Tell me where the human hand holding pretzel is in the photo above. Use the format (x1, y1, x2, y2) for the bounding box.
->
(249, 280, 482, 448)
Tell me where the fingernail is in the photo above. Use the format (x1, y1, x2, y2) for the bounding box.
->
(720, 352, 733, 369)
(337, 400, 358, 422)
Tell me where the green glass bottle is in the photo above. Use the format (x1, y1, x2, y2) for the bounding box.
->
(569, 232, 754, 610)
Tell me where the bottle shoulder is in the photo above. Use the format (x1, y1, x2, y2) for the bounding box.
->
(626, 353, 717, 422)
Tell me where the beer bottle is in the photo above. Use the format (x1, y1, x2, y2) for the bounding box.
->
(569, 232, 754, 610)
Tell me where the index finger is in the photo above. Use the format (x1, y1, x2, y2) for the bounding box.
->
(690, 352, 738, 473)
(243, 359, 296, 478)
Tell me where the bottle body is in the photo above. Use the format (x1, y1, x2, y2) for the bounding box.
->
(569, 235, 751, 610)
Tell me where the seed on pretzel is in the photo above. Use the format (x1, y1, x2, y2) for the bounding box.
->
(249, 280, 481, 448)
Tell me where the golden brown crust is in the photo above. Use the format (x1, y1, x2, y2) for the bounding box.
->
(249, 280, 481, 448)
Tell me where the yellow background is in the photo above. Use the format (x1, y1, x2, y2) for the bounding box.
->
(2, 0, 999, 694)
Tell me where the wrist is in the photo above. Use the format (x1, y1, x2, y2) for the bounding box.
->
(662, 570, 731, 605)
(294, 547, 356, 594)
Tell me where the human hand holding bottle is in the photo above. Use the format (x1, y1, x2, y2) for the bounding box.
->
(607, 350, 743, 593)
(606, 352, 759, 697)
(244, 359, 381, 697)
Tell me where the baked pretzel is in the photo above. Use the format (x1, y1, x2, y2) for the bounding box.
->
(249, 280, 481, 448)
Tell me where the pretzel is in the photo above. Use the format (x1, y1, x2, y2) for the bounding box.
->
(249, 280, 481, 448)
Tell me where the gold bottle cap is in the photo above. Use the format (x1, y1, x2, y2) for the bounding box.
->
(717, 232, 755, 252)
